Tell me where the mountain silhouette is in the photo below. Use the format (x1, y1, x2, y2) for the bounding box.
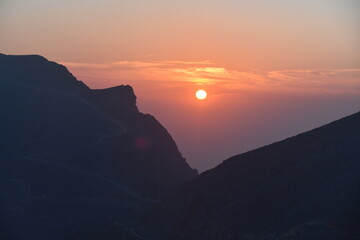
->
(0, 54, 197, 239)
(138, 112, 360, 240)
(1, 54, 359, 240)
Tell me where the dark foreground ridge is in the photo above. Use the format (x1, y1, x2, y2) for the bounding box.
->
(0, 54, 197, 239)
(137, 112, 360, 240)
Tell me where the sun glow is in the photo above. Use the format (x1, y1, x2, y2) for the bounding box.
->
(196, 89, 207, 100)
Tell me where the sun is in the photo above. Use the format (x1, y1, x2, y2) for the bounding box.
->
(196, 89, 207, 100)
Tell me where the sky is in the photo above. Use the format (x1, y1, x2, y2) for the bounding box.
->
(1, 0, 360, 171)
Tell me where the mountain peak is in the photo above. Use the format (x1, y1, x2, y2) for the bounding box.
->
(91, 84, 137, 102)
(0, 53, 48, 62)
(0, 53, 88, 92)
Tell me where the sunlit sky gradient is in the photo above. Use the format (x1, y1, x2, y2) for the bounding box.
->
(1, 0, 360, 171)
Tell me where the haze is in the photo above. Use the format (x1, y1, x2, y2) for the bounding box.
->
(1, 0, 359, 171)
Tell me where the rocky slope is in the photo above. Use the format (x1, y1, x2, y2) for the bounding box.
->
(0, 54, 197, 239)
(138, 112, 360, 240)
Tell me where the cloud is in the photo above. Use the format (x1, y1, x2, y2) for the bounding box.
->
(266, 68, 360, 92)
(61, 60, 360, 95)
(61, 60, 213, 70)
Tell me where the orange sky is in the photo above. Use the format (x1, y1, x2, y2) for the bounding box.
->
(61, 60, 360, 170)
(1, 0, 360, 171)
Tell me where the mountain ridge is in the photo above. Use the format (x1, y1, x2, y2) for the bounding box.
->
(0, 54, 197, 240)
(1, 53, 358, 240)
(137, 111, 360, 240)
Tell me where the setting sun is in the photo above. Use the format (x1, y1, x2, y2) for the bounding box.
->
(196, 89, 207, 100)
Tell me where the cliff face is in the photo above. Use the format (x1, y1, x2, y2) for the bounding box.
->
(138, 112, 360, 240)
(0, 54, 197, 239)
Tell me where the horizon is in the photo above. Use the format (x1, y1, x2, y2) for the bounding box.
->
(1, 0, 359, 171)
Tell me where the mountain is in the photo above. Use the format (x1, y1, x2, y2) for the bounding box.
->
(138, 112, 360, 240)
(2, 53, 359, 240)
(0, 54, 197, 239)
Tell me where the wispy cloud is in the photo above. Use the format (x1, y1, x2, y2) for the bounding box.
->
(61, 60, 360, 95)
(61, 60, 213, 70)
(266, 68, 360, 91)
